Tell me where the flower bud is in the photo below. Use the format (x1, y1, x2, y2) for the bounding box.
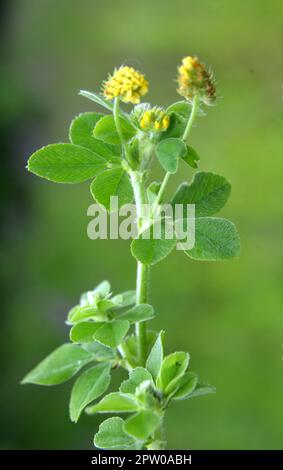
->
(132, 103, 170, 133)
(177, 56, 216, 105)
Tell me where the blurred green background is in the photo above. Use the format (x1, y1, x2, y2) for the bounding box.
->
(1, 0, 283, 450)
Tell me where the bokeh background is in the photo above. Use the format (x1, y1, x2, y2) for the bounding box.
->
(1, 0, 283, 450)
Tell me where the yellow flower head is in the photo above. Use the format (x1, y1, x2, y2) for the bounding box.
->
(137, 105, 170, 133)
(177, 56, 216, 105)
(103, 65, 149, 104)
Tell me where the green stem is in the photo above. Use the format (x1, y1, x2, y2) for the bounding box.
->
(113, 99, 150, 366)
(129, 171, 146, 232)
(149, 419, 166, 449)
(129, 170, 150, 366)
(136, 262, 149, 366)
(151, 171, 170, 215)
(182, 93, 200, 141)
(151, 94, 200, 215)
(113, 97, 132, 163)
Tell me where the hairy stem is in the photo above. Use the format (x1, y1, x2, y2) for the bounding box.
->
(136, 262, 149, 366)
(129, 170, 150, 366)
(150, 419, 166, 449)
(151, 94, 200, 215)
(114, 95, 200, 371)
(129, 171, 147, 232)
(113, 101, 150, 366)
(182, 93, 200, 141)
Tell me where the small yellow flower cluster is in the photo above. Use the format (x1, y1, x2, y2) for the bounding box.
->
(177, 56, 216, 104)
(103, 66, 148, 104)
(139, 107, 170, 133)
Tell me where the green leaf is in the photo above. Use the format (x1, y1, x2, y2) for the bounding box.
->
(119, 335, 139, 369)
(93, 115, 136, 145)
(146, 331, 164, 381)
(77, 281, 111, 311)
(171, 172, 231, 217)
(94, 320, 130, 348)
(189, 382, 216, 398)
(27, 144, 108, 183)
(94, 417, 140, 450)
(125, 411, 160, 440)
(68, 306, 100, 324)
(69, 112, 121, 159)
(111, 290, 136, 309)
(97, 299, 117, 313)
(170, 371, 198, 399)
(147, 181, 162, 204)
(166, 101, 205, 119)
(82, 342, 115, 362)
(66, 305, 80, 324)
(93, 280, 112, 298)
(70, 321, 104, 343)
(69, 363, 111, 422)
(21, 344, 94, 385)
(156, 138, 187, 174)
(118, 304, 154, 323)
(182, 145, 200, 169)
(121, 331, 158, 369)
(86, 392, 139, 414)
(156, 351, 189, 393)
(185, 217, 240, 261)
(90, 168, 133, 211)
(120, 367, 153, 394)
(159, 112, 186, 140)
(131, 220, 177, 266)
(79, 90, 115, 112)
(79, 90, 129, 119)
(167, 101, 191, 118)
